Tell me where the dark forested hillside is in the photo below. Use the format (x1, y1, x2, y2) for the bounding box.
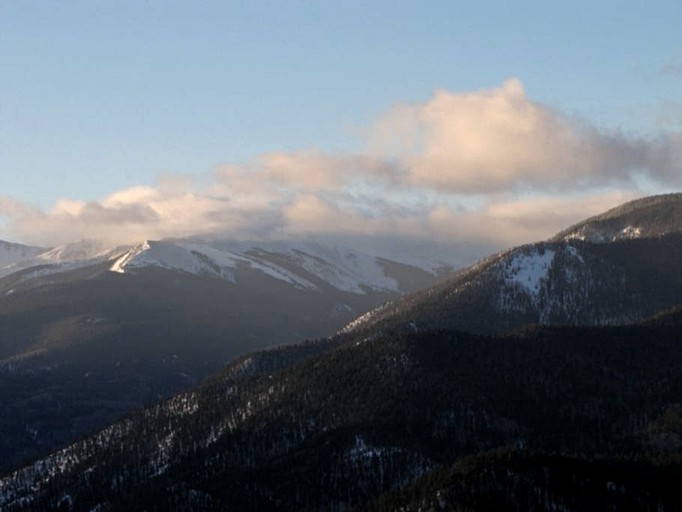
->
(3, 319, 682, 511)
(363, 450, 682, 512)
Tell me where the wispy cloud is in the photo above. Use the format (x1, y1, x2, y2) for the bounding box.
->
(1, 79, 679, 254)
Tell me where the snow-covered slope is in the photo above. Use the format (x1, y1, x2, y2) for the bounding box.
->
(0, 237, 448, 295)
(36, 239, 126, 263)
(0, 240, 130, 279)
(109, 239, 444, 294)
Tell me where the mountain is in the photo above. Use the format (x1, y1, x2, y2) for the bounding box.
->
(108, 238, 450, 294)
(0, 238, 449, 474)
(346, 193, 682, 336)
(0, 239, 127, 280)
(3, 193, 682, 510)
(2, 317, 682, 510)
(0, 239, 451, 363)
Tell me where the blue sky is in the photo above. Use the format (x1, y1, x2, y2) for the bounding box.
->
(1, 1, 681, 253)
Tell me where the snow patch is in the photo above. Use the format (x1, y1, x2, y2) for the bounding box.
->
(348, 435, 390, 463)
(167, 394, 199, 417)
(503, 247, 555, 297)
(563, 224, 643, 243)
(339, 300, 395, 333)
(620, 225, 642, 239)
(282, 244, 399, 293)
(109, 241, 151, 273)
(565, 244, 583, 263)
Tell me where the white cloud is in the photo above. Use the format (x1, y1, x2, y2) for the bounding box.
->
(370, 78, 680, 192)
(0, 196, 34, 218)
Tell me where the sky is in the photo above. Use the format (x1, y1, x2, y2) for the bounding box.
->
(1, 1, 681, 263)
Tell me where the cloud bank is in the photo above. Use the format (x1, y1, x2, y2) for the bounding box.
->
(370, 78, 679, 192)
(1, 79, 679, 256)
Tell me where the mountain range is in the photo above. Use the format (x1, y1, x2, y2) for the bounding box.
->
(0, 238, 450, 473)
(2, 193, 682, 511)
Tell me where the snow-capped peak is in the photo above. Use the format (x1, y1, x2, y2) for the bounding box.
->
(0, 236, 447, 295)
(0, 239, 130, 280)
(109, 239, 441, 295)
(37, 239, 128, 263)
